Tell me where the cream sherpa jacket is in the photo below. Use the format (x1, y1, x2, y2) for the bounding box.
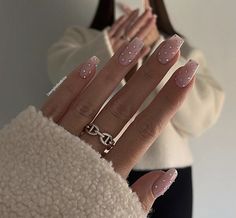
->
(0, 106, 146, 218)
(47, 26, 225, 170)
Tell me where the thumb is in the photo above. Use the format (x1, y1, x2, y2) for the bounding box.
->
(131, 169, 178, 213)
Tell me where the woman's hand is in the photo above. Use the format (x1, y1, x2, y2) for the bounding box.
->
(108, 8, 157, 52)
(41, 35, 198, 214)
(116, 0, 160, 48)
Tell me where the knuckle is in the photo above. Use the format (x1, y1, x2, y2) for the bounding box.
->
(141, 190, 154, 213)
(135, 119, 157, 141)
(73, 101, 96, 120)
(63, 83, 77, 97)
(162, 93, 178, 112)
(108, 99, 134, 121)
(142, 66, 157, 82)
(103, 70, 118, 84)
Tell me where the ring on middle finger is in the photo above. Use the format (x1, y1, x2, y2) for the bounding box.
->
(84, 122, 115, 153)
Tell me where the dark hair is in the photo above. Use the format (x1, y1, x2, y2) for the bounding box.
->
(90, 0, 179, 36)
(90, 0, 114, 30)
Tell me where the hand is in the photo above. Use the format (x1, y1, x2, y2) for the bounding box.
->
(108, 9, 156, 52)
(42, 35, 198, 214)
(117, 0, 160, 48)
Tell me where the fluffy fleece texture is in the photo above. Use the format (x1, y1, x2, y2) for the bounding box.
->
(0, 106, 146, 218)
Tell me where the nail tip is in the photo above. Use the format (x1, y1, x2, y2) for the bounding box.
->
(90, 56, 100, 64)
(133, 37, 144, 45)
(172, 34, 184, 45)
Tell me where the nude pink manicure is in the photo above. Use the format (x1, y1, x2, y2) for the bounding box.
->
(175, 59, 199, 87)
(152, 169, 178, 198)
(80, 56, 100, 79)
(157, 34, 184, 64)
(119, 37, 144, 66)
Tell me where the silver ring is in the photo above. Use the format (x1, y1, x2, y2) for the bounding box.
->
(121, 35, 131, 42)
(84, 123, 115, 152)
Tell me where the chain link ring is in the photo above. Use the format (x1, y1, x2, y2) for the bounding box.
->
(84, 123, 115, 153)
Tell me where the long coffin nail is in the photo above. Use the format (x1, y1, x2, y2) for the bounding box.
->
(157, 34, 184, 64)
(119, 37, 144, 66)
(152, 169, 178, 198)
(80, 56, 100, 79)
(175, 59, 199, 87)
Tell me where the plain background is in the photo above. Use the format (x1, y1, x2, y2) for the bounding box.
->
(0, 0, 235, 217)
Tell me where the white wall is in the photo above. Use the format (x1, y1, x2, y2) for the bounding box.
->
(0, 1, 235, 217)
(165, 1, 236, 217)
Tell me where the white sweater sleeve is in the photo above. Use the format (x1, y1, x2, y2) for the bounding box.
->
(0, 106, 145, 218)
(171, 49, 225, 137)
(48, 26, 114, 85)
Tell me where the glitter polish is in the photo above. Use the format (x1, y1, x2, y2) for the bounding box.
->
(119, 37, 144, 66)
(157, 34, 184, 64)
(152, 169, 178, 198)
(175, 59, 199, 88)
(80, 56, 100, 79)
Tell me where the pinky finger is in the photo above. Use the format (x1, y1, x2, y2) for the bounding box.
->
(131, 169, 177, 213)
(41, 56, 100, 122)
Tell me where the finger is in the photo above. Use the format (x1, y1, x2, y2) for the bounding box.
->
(126, 9, 152, 39)
(114, 9, 140, 38)
(59, 38, 144, 151)
(108, 15, 127, 37)
(83, 35, 183, 154)
(131, 169, 177, 213)
(117, 2, 133, 15)
(41, 56, 100, 122)
(106, 60, 199, 177)
(135, 15, 157, 41)
(144, 0, 152, 10)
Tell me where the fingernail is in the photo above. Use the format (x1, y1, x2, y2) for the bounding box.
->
(80, 56, 100, 79)
(152, 169, 178, 198)
(147, 7, 153, 12)
(119, 37, 144, 66)
(175, 59, 199, 87)
(157, 34, 184, 64)
(153, 14, 158, 20)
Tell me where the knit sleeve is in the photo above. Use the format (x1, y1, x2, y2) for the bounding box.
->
(48, 26, 114, 85)
(171, 49, 225, 137)
(0, 106, 145, 218)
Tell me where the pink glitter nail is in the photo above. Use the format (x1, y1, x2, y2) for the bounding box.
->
(157, 34, 184, 64)
(175, 59, 199, 88)
(119, 37, 144, 66)
(80, 56, 100, 79)
(152, 169, 178, 198)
